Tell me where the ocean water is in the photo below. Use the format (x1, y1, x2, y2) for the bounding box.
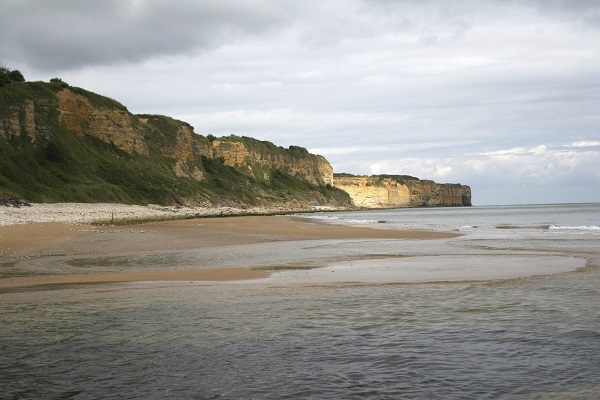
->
(300, 202, 600, 234)
(1, 203, 599, 399)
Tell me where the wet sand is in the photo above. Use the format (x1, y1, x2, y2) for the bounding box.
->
(0, 215, 459, 288)
(0, 268, 269, 288)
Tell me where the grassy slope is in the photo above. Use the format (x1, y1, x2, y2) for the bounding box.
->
(0, 82, 351, 206)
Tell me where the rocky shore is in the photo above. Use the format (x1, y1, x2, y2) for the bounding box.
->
(0, 202, 342, 226)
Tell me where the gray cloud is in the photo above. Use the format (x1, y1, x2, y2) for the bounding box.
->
(0, 0, 294, 71)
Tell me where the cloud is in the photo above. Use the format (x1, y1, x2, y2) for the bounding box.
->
(568, 141, 600, 147)
(365, 144, 600, 203)
(2, 0, 600, 204)
(0, 0, 295, 71)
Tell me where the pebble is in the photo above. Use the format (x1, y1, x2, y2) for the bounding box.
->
(0, 203, 343, 226)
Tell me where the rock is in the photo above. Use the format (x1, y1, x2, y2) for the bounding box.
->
(333, 176, 471, 208)
(0, 197, 32, 207)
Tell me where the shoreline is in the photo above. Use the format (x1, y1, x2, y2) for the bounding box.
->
(0, 202, 353, 226)
(0, 268, 271, 289)
(0, 209, 461, 289)
(1, 204, 593, 290)
(0, 201, 452, 227)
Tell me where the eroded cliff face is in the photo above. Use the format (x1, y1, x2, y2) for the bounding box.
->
(55, 89, 334, 185)
(1, 82, 470, 207)
(333, 176, 410, 207)
(139, 115, 206, 181)
(406, 180, 472, 207)
(334, 176, 471, 207)
(56, 89, 149, 155)
(212, 139, 333, 186)
(0, 85, 334, 187)
(0, 98, 51, 141)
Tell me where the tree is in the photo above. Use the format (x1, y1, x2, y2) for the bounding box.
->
(8, 69, 25, 83)
(50, 77, 68, 87)
(0, 66, 25, 87)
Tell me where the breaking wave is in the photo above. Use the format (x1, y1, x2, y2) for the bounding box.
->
(550, 225, 600, 231)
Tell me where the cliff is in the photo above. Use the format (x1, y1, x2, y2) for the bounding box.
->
(210, 138, 333, 186)
(0, 80, 471, 209)
(0, 81, 348, 206)
(334, 175, 471, 208)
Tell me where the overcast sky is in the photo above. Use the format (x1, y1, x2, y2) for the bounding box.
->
(2, 0, 599, 205)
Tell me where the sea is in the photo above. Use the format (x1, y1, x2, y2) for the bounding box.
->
(1, 203, 599, 399)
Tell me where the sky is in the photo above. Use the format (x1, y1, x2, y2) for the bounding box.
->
(1, 0, 599, 205)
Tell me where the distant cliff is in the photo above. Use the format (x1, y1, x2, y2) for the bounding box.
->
(334, 175, 472, 208)
(0, 81, 347, 206)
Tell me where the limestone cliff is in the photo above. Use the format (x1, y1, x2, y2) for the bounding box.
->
(406, 179, 472, 207)
(334, 175, 471, 208)
(56, 89, 149, 155)
(0, 96, 55, 142)
(212, 138, 333, 186)
(1, 81, 471, 208)
(333, 176, 411, 208)
(138, 115, 206, 181)
(0, 81, 346, 206)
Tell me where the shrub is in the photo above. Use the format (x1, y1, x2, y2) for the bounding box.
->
(0, 66, 25, 87)
(49, 77, 69, 88)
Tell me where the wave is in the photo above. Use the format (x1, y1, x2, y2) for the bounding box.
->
(495, 225, 551, 230)
(549, 225, 600, 231)
(346, 219, 380, 224)
(299, 214, 380, 225)
(299, 215, 340, 221)
(491, 224, 600, 233)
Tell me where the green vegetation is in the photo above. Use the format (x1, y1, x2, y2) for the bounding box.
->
(69, 86, 127, 110)
(334, 172, 419, 185)
(0, 126, 198, 204)
(288, 145, 310, 156)
(219, 135, 313, 160)
(49, 77, 69, 88)
(333, 173, 356, 177)
(0, 81, 53, 110)
(0, 80, 126, 111)
(376, 174, 420, 184)
(263, 169, 344, 204)
(0, 66, 25, 87)
(0, 81, 351, 207)
(366, 177, 385, 187)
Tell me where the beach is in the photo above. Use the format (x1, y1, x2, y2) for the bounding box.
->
(1, 203, 599, 398)
(0, 203, 592, 289)
(0, 204, 459, 288)
(0, 201, 343, 226)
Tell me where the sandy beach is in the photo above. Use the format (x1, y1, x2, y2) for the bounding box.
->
(0, 204, 459, 288)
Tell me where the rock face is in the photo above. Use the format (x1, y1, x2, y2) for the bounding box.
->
(212, 140, 333, 186)
(0, 98, 44, 141)
(0, 82, 471, 207)
(0, 84, 334, 186)
(333, 176, 411, 207)
(406, 179, 472, 207)
(56, 89, 149, 155)
(334, 176, 471, 207)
